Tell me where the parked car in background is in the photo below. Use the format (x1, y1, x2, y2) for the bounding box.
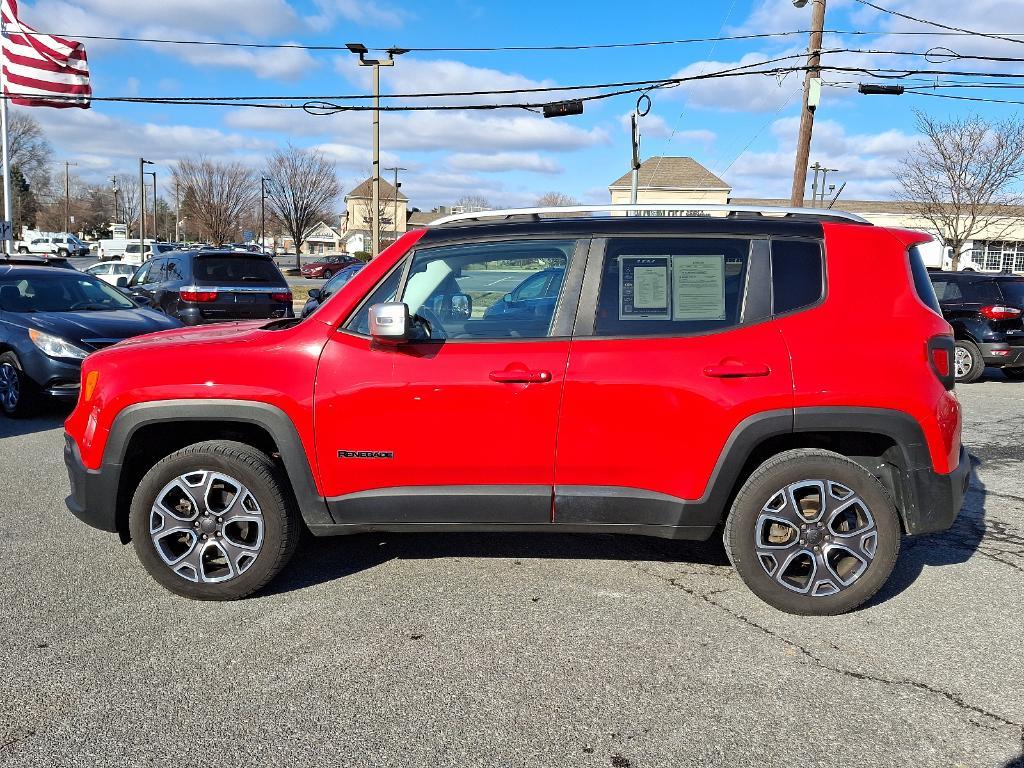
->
(64, 205, 967, 615)
(482, 267, 565, 323)
(98, 237, 130, 261)
(300, 253, 361, 279)
(82, 261, 138, 286)
(16, 235, 89, 258)
(120, 241, 177, 266)
(123, 249, 293, 325)
(0, 263, 181, 416)
(929, 270, 1024, 383)
(300, 263, 364, 317)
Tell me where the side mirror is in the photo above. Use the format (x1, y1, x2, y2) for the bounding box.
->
(368, 302, 410, 343)
(503, 293, 513, 303)
(308, 288, 321, 301)
(115, 276, 129, 288)
(449, 293, 472, 320)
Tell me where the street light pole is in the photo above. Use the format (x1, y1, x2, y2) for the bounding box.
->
(385, 165, 406, 242)
(790, 0, 827, 207)
(139, 157, 153, 258)
(348, 43, 406, 258)
(147, 170, 157, 240)
(261, 176, 272, 253)
(64, 161, 77, 234)
(111, 176, 119, 228)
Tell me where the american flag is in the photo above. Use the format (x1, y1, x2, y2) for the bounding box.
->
(1, 0, 91, 108)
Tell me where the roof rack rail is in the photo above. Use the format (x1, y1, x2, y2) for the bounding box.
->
(429, 203, 870, 227)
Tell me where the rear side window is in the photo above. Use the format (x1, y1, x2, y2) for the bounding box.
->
(908, 246, 941, 314)
(930, 279, 963, 303)
(997, 280, 1024, 307)
(961, 280, 1000, 304)
(771, 240, 823, 314)
(594, 237, 750, 337)
(193, 256, 282, 284)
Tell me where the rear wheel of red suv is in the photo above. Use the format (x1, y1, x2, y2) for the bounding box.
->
(128, 440, 300, 600)
(724, 449, 901, 616)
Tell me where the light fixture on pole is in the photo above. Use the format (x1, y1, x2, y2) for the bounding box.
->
(348, 42, 407, 258)
(139, 157, 153, 258)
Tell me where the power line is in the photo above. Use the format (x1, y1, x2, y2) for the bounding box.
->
(16, 27, 1024, 54)
(851, 0, 1024, 47)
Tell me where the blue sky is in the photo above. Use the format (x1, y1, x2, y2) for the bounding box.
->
(17, 0, 1024, 209)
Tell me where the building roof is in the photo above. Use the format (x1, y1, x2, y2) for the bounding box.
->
(731, 197, 1024, 217)
(609, 157, 731, 191)
(346, 177, 408, 201)
(407, 211, 436, 228)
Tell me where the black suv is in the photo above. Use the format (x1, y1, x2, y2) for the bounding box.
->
(124, 250, 293, 326)
(929, 270, 1024, 383)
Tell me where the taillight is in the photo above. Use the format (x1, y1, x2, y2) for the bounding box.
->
(271, 291, 292, 302)
(980, 305, 1022, 320)
(180, 289, 218, 302)
(927, 336, 955, 390)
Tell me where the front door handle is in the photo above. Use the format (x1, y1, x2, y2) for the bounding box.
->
(703, 361, 771, 378)
(489, 369, 553, 384)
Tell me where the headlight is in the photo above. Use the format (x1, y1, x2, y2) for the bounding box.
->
(28, 329, 88, 360)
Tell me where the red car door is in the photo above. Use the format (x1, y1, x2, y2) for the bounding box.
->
(553, 234, 795, 536)
(314, 236, 584, 525)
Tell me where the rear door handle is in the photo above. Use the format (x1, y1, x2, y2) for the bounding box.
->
(703, 362, 771, 378)
(489, 369, 553, 384)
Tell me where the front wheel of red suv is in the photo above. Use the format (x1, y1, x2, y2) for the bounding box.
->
(724, 449, 901, 616)
(128, 440, 300, 600)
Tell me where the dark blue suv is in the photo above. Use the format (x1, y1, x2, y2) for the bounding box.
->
(0, 264, 181, 416)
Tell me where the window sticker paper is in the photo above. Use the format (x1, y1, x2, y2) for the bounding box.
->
(672, 255, 726, 321)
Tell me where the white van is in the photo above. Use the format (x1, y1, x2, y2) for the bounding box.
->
(98, 238, 130, 261)
(120, 240, 177, 265)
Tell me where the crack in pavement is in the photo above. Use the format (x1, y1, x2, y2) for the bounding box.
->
(636, 565, 1024, 752)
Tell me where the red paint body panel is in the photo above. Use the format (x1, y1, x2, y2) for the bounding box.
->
(553, 325, 794, 501)
(781, 223, 959, 472)
(315, 333, 569, 497)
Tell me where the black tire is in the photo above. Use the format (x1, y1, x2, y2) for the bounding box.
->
(57, 249, 68, 258)
(954, 339, 985, 384)
(0, 351, 39, 418)
(322, 269, 333, 280)
(128, 440, 300, 600)
(17, 246, 28, 254)
(1001, 367, 1024, 381)
(724, 449, 901, 616)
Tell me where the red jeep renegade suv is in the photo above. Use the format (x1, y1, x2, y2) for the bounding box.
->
(63, 205, 969, 615)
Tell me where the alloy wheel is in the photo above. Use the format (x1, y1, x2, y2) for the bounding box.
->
(0, 362, 20, 411)
(754, 479, 878, 597)
(149, 470, 264, 584)
(955, 346, 973, 379)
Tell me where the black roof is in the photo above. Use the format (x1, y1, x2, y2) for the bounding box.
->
(928, 270, 1024, 282)
(420, 215, 826, 246)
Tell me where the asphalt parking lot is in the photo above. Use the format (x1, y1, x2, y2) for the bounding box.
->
(1, 376, 1022, 767)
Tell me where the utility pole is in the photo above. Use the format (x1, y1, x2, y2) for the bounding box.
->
(348, 43, 407, 258)
(790, 0, 827, 207)
(261, 176, 271, 253)
(174, 179, 180, 242)
(139, 157, 153, 257)
(809, 162, 823, 209)
(64, 161, 77, 234)
(111, 176, 119, 227)
(147, 170, 157, 240)
(385, 166, 406, 243)
(818, 166, 838, 206)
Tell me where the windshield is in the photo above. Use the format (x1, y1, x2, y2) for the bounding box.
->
(193, 256, 283, 284)
(998, 280, 1024, 306)
(0, 273, 136, 312)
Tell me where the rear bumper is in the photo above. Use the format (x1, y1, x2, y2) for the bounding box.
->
(978, 342, 1024, 367)
(905, 444, 970, 536)
(64, 433, 120, 534)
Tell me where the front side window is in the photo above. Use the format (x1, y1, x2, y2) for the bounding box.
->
(399, 239, 574, 340)
(594, 237, 750, 337)
(129, 263, 152, 286)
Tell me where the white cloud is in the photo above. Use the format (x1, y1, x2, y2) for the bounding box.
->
(447, 152, 562, 174)
(313, 142, 400, 169)
(726, 117, 919, 199)
(170, 41, 318, 80)
(669, 51, 806, 112)
(308, 0, 405, 28)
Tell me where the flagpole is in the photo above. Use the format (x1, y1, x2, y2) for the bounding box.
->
(1, 19, 11, 258)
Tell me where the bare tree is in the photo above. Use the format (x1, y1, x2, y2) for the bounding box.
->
(535, 192, 579, 207)
(114, 173, 140, 233)
(896, 111, 1024, 270)
(174, 158, 258, 245)
(8, 112, 52, 186)
(454, 194, 491, 212)
(264, 145, 340, 269)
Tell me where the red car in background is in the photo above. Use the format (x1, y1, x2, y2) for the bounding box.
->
(300, 254, 362, 279)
